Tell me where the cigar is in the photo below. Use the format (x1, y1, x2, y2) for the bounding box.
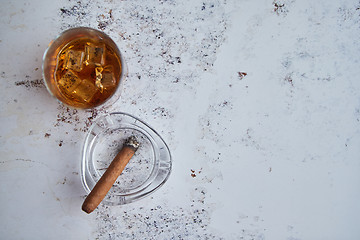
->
(82, 136, 140, 214)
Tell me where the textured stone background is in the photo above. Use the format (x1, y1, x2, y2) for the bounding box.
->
(1, 0, 360, 239)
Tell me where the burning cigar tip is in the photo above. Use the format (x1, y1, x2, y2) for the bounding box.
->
(125, 136, 140, 150)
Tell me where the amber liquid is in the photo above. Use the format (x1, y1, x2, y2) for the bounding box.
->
(51, 37, 121, 108)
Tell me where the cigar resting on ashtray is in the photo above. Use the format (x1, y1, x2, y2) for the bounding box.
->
(82, 136, 140, 214)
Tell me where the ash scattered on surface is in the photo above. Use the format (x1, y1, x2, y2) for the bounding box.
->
(94, 189, 214, 239)
(15, 78, 45, 89)
(53, 104, 108, 133)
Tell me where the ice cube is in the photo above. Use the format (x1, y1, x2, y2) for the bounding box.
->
(95, 66, 104, 92)
(84, 42, 105, 66)
(64, 50, 84, 72)
(71, 79, 98, 102)
(57, 70, 82, 92)
(101, 67, 116, 89)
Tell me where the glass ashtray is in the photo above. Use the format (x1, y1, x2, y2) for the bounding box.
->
(81, 112, 172, 205)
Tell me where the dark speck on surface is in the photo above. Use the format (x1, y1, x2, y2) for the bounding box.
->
(60, 8, 71, 15)
(238, 72, 247, 80)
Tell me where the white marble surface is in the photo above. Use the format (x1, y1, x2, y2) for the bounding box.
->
(1, 0, 360, 239)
